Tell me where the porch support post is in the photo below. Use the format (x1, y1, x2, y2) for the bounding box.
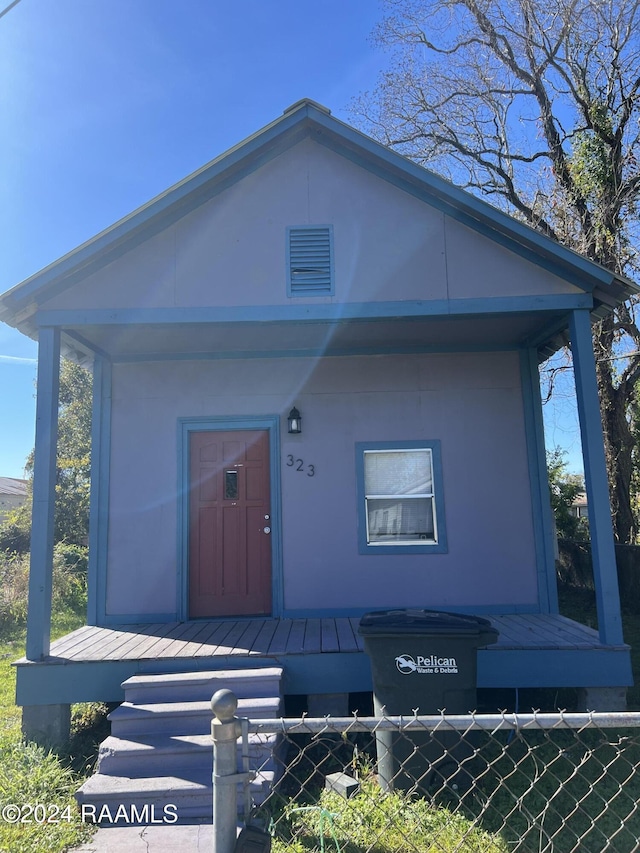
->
(519, 348, 558, 613)
(569, 309, 623, 646)
(87, 355, 111, 626)
(26, 327, 61, 661)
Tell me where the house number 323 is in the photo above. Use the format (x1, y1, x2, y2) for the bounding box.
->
(286, 455, 315, 477)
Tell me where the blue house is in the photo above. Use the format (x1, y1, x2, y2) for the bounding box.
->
(0, 100, 634, 749)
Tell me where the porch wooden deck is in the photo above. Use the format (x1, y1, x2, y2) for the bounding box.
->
(40, 613, 612, 662)
(15, 614, 632, 707)
(45, 616, 365, 661)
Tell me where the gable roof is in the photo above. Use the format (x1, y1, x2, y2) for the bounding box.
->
(0, 98, 636, 346)
(0, 477, 28, 497)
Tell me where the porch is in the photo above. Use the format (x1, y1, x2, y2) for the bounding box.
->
(15, 614, 632, 710)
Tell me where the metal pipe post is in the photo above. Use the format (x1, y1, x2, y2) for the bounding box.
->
(373, 696, 395, 792)
(211, 688, 242, 853)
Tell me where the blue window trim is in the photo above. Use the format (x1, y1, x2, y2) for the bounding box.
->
(286, 225, 334, 297)
(355, 440, 448, 555)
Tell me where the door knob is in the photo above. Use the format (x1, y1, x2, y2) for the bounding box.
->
(263, 526, 271, 534)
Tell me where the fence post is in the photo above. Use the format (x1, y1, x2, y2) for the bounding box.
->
(373, 698, 395, 792)
(211, 688, 242, 853)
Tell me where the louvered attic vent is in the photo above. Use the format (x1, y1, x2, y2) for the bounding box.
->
(287, 226, 334, 296)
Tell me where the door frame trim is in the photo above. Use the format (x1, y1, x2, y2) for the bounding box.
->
(177, 416, 283, 621)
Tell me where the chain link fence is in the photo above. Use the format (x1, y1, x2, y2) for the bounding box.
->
(232, 709, 640, 853)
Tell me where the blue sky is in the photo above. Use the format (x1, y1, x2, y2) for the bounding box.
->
(0, 0, 582, 478)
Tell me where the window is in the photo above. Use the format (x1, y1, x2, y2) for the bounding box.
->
(356, 441, 447, 555)
(287, 226, 334, 296)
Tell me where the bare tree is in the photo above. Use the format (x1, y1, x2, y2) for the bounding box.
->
(353, 0, 640, 541)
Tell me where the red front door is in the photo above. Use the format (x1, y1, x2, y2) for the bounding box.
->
(189, 430, 272, 618)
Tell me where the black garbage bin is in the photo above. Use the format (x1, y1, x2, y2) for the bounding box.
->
(358, 609, 499, 793)
(359, 608, 498, 715)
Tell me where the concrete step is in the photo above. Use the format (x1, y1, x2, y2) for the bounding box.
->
(108, 695, 280, 737)
(122, 667, 283, 704)
(77, 665, 283, 820)
(76, 768, 275, 823)
(96, 731, 279, 776)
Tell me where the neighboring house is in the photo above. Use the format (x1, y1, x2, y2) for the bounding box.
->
(0, 477, 28, 522)
(572, 492, 589, 519)
(0, 101, 635, 749)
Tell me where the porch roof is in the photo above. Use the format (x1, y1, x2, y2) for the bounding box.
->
(30, 300, 594, 365)
(0, 100, 636, 362)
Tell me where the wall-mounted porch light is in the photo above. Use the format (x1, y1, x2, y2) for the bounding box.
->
(287, 407, 302, 434)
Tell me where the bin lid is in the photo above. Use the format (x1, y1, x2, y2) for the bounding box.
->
(358, 608, 498, 637)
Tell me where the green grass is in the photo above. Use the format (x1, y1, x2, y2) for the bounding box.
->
(273, 776, 507, 853)
(0, 612, 102, 853)
(0, 735, 93, 853)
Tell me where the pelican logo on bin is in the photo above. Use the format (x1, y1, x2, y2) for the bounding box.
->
(395, 653, 459, 674)
(395, 654, 417, 673)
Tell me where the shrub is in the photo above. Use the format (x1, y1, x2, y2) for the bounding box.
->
(547, 450, 588, 540)
(0, 551, 30, 628)
(0, 545, 88, 633)
(52, 543, 88, 615)
(0, 505, 31, 554)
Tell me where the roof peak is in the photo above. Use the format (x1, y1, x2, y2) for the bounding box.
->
(283, 99, 331, 116)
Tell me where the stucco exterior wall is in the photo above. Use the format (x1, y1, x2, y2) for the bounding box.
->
(105, 350, 538, 618)
(42, 139, 580, 315)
